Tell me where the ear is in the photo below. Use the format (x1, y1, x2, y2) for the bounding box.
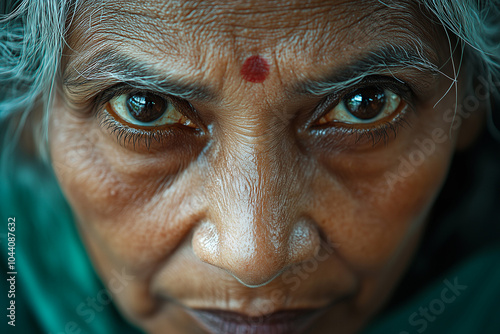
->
(455, 108, 485, 150)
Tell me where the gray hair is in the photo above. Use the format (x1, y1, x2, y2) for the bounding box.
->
(1, 0, 499, 161)
(0, 0, 71, 160)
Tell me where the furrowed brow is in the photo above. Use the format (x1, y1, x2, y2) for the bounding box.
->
(296, 44, 441, 96)
(63, 50, 216, 102)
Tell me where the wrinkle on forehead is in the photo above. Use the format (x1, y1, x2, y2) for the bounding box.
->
(67, 0, 438, 57)
(64, 0, 446, 101)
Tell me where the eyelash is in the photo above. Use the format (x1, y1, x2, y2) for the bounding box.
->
(98, 112, 176, 149)
(322, 110, 412, 147)
(310, 77, 415, 146)
(94, 85, 200, 149)
(94, 76, 415, 150)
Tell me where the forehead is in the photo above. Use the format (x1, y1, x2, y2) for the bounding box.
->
(68, 1, 439, 58)
(65, 0, 444, 98)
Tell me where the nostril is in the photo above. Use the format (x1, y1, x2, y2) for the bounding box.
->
(192, 219, 321, 288)
(231, 269, 285, 288)
(192, 220, 288, 287)
(222, 252, 289, 288)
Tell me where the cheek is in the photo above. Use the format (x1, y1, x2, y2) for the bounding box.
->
(311, 112, 456, 271)
(49, 107, 202, 271)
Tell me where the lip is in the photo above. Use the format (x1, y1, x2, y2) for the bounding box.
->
(186, 308, 324, 334)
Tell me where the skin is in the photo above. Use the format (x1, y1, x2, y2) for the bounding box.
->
(50, 0, 483, 333)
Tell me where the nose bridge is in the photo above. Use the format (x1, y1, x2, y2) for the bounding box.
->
(193, 131, 320, 287)
(220, 142, 287, 259)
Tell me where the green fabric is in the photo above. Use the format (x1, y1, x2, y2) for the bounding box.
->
(362, 246, 500, 334)
(1, 153, 499, 333)
(0, 154, 143, 334)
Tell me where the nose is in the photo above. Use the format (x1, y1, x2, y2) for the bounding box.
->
(192, 136, 321, 287)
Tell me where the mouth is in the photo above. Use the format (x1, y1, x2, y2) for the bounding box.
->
(186, 308, 325, 334)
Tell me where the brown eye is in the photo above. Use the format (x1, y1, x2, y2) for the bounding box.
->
(344, 87, 386, 120)
(126, 92, 167, 123)
(317, 88, 405, 125)
(108, 92, 196, 128)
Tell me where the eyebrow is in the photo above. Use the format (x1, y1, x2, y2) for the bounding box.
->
(63, 50, 217, 102)
(296, 44, 440, 96)
(64, 43, 440, 102)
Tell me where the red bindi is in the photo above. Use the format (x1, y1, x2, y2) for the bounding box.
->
(240, 55, 270, 83)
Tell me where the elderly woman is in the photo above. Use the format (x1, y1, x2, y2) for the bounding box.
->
(1, 0, 499, 333)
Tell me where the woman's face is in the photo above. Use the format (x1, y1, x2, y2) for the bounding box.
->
(50, 1, 480, 333)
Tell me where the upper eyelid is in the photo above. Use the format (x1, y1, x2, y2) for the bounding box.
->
(98, 76, 412, 120)
(322, 76, 413, 109)
(99, 75, 412, 103)
(303, 76, 413, 130)
(99, 84, 171, 103)
(96, 84, 186, 113)
(101, 85, 206, 129)
(339, 76, 412, 97)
